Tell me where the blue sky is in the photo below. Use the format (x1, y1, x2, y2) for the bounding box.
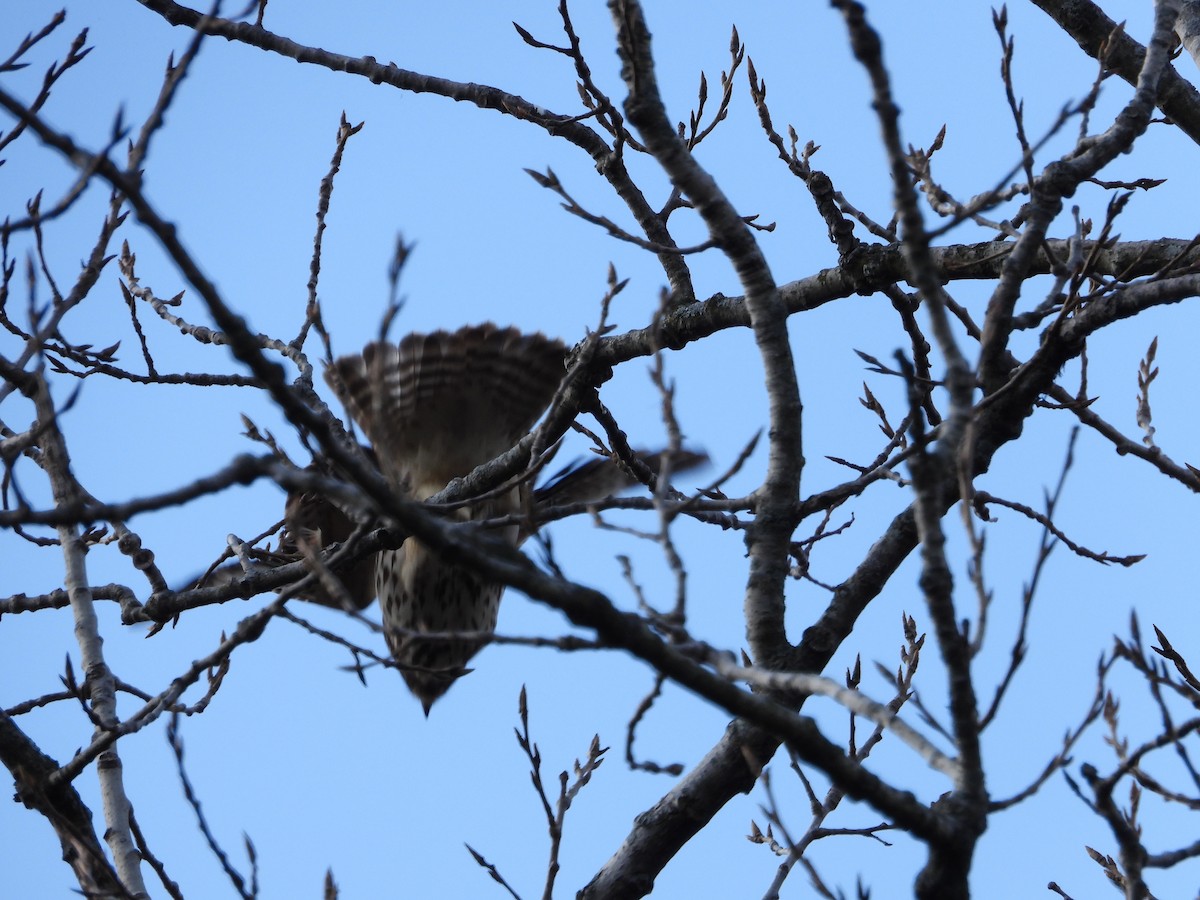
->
(3, 1, 1197, 897)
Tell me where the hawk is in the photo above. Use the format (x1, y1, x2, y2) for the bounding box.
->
(284, 323, 705, 713)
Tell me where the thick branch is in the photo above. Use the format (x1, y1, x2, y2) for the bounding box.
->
(609, 0, 801, 671)
(1031, 0, 1200, 145)
(0, 711, 129, 900)
(31, 377, 147, 897)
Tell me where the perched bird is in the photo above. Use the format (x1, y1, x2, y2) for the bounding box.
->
(321, 323, 566, 713)
(283, 323, 706, 713)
